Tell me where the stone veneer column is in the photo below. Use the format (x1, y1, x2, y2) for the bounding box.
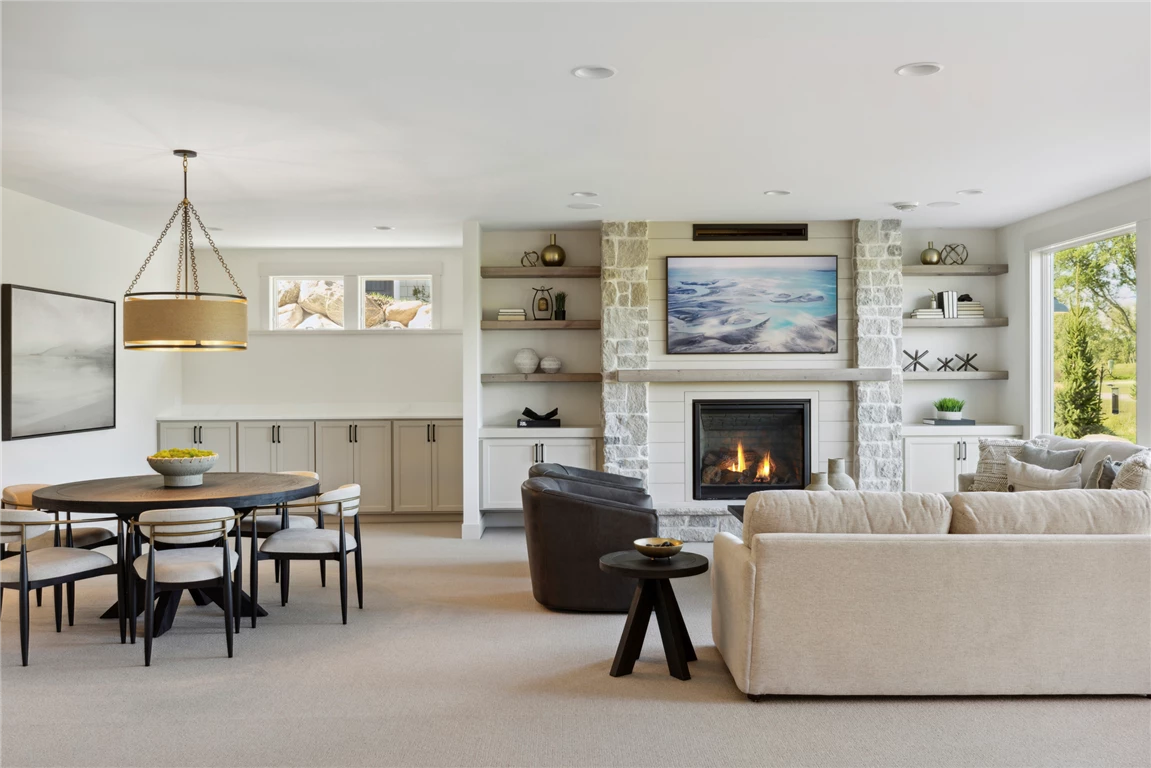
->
(600, 222, 650, 484)
(853, 219, 904, 491)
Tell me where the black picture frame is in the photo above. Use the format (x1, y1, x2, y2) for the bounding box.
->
(665, 255, 839, 355)
(2, 284, 117, 441)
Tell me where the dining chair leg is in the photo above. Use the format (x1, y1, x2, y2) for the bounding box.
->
(117, 561, 126, 645)
(36, 588, 42, 608)
(233, 547, 242, 635)
(355, 548, 363, 610)
(320, 561, 326, 588)
(280, 560, 290, 606)
(339, 553, 348, 625)
(53, 584, 63, 632)
(66, 582, 75, 627)
(144, 572, 155, 667)
(19, 584, 31, 666)
(274, 560, 280, 584)
(249, 534, 259, 629)
(128, 567, 137, 644)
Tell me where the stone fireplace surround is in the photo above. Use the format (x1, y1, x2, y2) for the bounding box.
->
(601, 220, 904, 541)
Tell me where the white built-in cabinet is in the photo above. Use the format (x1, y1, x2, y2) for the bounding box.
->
(480, 437, 597, 510)
(392, 421, 464, 513)
(902, 428, 1022, 493)
(157, 421, 237, 472)
(315, 421, 393, 513)
(237, 421, 316, 474)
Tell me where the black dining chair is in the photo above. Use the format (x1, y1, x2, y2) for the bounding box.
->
(0, 509, 125, 666)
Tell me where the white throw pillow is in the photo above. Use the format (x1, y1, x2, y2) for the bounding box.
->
(1006, 456, 1082, 492)
(1113, 449, 1151, 491)
(970, 437, 1050, 492)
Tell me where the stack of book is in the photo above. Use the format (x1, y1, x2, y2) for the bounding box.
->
(936, 290, 959, 319)
(957, 300, 985, 318)
(910, 308, 945, 320)
(497, 308, 527, 322)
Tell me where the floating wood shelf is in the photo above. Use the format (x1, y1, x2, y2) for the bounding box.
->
(481, 373, 603, 383)
(481, 320, 600, 331)
(903, 317, 1008, 328)
(616, 368, 891, 383)
(480, 267, 601, 279)
(903, 371, 1009, 381)
(902, 265, 1008, 277)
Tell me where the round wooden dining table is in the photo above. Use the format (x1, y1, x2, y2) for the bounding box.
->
(33, 473, 320, 637)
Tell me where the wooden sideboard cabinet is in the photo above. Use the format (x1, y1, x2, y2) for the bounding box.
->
(392, 420, 464, 513)
(157, 421, 237, 472)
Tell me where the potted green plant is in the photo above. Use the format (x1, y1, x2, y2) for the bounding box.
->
(553, 292, 567, 321)
(933, 397, 966, 422)
(147, 448, 218, 487)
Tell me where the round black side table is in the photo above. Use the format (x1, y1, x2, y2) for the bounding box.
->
(599, 550, 709, 680)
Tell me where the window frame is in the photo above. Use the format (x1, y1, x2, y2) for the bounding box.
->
(271, 275, 348, 331)
(360, 274, 434, 330)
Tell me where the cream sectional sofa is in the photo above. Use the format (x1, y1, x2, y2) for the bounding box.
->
(712, 489, 1151, 698)
(957, 433, 1147, 492)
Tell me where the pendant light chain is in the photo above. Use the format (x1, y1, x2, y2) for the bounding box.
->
(126, 203, 182, 296)
(190, 203, 243, 297)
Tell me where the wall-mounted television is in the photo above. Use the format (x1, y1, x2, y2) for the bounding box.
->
(665, 255, 838, 355)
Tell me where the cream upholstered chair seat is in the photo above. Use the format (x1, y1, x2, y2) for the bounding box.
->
(93, 542, 148, 562)
(241, 515, 318, 534)
(0, 547, 113, 583)
(261, 528, 358, 555)
(133, 547, 239, 583)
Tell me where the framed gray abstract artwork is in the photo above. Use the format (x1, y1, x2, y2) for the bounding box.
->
(2, 284, 116, 440)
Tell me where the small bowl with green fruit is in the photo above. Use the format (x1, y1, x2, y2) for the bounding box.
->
(147, 448, 218, 487)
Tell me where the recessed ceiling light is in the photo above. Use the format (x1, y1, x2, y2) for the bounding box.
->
(956, 188, 984, 196)
(374, 226, 394, 231)
(567, 202, 602, 210)
(570, 191, 598, 198)
(895, 62, 943, 77)
(763, 190, 791, 196)
(571, 65, 616, 80)
(891, 202, 919, 211)
(927, 201, 960, 208)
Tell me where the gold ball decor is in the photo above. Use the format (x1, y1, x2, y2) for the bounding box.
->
(540, 234, 566, 266)
(919, 241, 941, 265)
(941, 243, 969, 265)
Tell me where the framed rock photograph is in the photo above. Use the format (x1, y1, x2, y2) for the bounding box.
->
(2, 284, 116, 441)
(666, 255, 838, 354)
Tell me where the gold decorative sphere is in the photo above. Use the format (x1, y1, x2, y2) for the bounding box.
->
(540, 234, 566, 266)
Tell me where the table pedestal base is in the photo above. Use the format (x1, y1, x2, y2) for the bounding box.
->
(100, 586, 267, 637)
(610, 579, 697, 680)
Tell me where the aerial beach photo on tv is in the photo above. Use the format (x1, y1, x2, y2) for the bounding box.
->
(666, 255, 838, 354)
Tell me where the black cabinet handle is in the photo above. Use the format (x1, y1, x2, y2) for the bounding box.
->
(540, 442, 544, 462)
(198, 426, 202, 444)
(349, 425, 353, 443)
(354, 425, 358, 443)
(431, 424, 436, 443)
(426, 424, 431, 443)
(275, 425, 280, 444)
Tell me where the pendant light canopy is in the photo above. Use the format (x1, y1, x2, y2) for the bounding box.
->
(123, 150, 247, 351)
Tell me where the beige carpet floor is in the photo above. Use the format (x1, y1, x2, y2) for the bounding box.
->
(1, 523, 1147, 768)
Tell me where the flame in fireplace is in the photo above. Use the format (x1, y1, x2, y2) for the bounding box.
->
(728, 441, 746, 473)
(756, 452, 773, 482)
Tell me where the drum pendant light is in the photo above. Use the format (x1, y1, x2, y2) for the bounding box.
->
(123, 150, 247, 350)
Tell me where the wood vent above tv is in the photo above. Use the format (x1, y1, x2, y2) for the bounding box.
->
(692, 223, 809, 241)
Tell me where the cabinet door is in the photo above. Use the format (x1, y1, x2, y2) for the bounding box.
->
(238, 422, 277, 473)
(903, 437, 961, 493)
(275, 421, 315, 473)
(481, 438, 538, 510)
(354, 421, 393, 514)
(158, 422, 197, 452)
(316, 422, 355, 493)
(540, 438, 597, 471)
(392, 421, 433, 512)
(430, 420, 463, 512)
(198, 422, 237, 472)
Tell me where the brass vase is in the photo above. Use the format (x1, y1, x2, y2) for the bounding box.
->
(540, 234, 566, 266)
(920, 241, 941, 265)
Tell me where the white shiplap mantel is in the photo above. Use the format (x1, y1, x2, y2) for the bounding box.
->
(617, 369, 891, 383)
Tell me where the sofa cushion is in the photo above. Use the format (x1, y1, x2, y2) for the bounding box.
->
(1036, 434, 1148, 487)
(1017, 444, 1084, 470)
(1006, 456, 1082, 492)
(1085, 456, 1119, 490)
(969, 437, 1049, 492)
(743, 490, 951, 539)
(1113, 450, 1151, 491)
(950, 489, 1151, 534)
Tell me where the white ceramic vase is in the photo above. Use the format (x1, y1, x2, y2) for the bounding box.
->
(805, 472, 834, 492)
(514, 348, 540, 374)
(540, 356, 562, 374)
(826, 458, 856, 490)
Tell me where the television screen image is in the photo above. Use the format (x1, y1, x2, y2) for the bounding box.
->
(666, 255, 838, 354)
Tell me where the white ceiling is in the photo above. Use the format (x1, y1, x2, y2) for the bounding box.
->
(3, 2, 1149, 248)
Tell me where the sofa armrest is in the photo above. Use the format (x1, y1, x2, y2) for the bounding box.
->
(711, 532, 756, 694)
(958, 473, 975, 493)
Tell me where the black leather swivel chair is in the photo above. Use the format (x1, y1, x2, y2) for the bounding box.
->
(528, 463, 646, 492)
(520, 476, 657, 612)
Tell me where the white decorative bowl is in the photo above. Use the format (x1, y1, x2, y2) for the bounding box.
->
(540, 356, 562, 374)
(147, 455, 218, 487)
(514, 348, 540, 374)
(935, 410, 963, 421)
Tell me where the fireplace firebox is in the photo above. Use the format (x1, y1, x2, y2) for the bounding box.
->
(692, 399, 811, 500)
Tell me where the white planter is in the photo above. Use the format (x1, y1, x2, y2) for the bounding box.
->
(935, 410, 964, 421)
